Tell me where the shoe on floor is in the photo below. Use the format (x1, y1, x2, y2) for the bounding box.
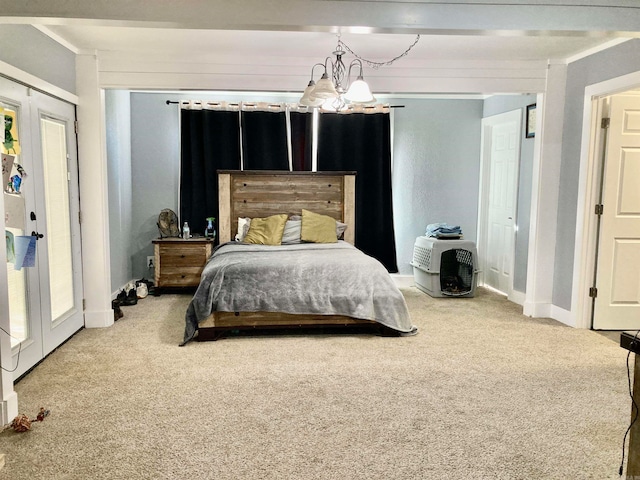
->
(136, 283, 148, 299)
(112, 299, 124, 320)
(121, 288, 138, 306)
(116, 289, 127, 303)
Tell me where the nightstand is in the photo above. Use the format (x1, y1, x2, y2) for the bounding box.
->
(152, 238, 214, 292)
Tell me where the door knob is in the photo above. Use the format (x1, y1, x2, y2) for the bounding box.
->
(31, 231, 44, 239)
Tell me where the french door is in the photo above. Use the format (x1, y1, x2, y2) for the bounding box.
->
(2, 76, 83, 379)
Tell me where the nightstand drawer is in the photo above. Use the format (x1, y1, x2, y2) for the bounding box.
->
(158, 247, 208, 267)
(158, 268, 203, 287)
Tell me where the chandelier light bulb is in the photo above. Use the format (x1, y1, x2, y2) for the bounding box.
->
(299, 80, 323, 107)
(309, 73, 339, 101)
(344, 76, 376, 104)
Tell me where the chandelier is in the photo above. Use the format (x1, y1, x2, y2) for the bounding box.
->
(299, 35, 421, 111)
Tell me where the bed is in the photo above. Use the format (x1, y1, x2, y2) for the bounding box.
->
(181, 170, 416, 344)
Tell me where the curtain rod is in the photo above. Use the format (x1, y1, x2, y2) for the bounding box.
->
(165, 100, 404, 108)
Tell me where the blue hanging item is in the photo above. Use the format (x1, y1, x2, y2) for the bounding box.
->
(10, 175, 21, 193)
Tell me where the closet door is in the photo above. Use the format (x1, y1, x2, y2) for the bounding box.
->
(2, 77, 83, 379)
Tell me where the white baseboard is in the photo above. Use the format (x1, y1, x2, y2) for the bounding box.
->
(0, 391, 18, 426)
(508, 289, 526, 306)
(523, 301, 551, 318)
(550, 305, 575, 328)
(523, 301, 576, 327)
(391, 274, 414, 288)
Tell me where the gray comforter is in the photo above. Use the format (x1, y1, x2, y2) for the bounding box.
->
(182, 241, 416, 344)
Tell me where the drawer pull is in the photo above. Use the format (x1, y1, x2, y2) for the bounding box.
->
(181, 254, 185, 258)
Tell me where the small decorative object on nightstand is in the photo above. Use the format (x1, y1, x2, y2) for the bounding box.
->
(205, 217, 216, 239)
(152, 237, 214, 293)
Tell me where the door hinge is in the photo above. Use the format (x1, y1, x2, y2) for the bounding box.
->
(82, 299, 86, 310)
(589, 287, 598, 298)
(78, 211, 82, 224)
(601, 117, 610, 129)
(74, 120, 78, 134)
(595, 204, 604, 215)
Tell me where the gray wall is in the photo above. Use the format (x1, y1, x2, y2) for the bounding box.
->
(482, 94, 537, 293)
(106, 90, 133, 293)
(0, 25, 76, 94)
(553, 39, 640, 310)
(393, 98, 484, 275)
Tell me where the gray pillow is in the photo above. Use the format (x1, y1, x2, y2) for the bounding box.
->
(336, 221, 347, 240)
(281, 219, 302, 244)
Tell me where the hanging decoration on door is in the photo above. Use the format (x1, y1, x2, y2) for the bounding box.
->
(2, 153, 14, 189)
(5, 229, 14, 263)
(12, 235, 36, 270)
(4, 191, 25, 230)
(1, 108, 21, 155)
(5, 162, 26, 194)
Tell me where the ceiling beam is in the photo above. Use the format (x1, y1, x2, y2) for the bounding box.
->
(0, 1, 639, 37)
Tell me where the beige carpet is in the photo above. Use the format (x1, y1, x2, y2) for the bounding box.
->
(0, 287, 631, 479)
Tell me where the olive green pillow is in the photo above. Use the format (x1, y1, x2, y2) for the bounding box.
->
(301, 209, 338, 243)
(243, 214, 288, 245)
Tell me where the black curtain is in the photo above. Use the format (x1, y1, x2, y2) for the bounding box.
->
(180, 109, 241, 237)
(290, 111, 313, 171)
(317, 112, 399, 272)
(241, 111, 289, 170)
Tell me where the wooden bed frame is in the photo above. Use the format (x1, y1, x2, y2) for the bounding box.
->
(196, 170, 387, 340)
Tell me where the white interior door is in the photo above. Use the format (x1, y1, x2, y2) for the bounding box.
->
(479, 110, 521, 296)
(593, 93, 640, 330)
(1, 77, 83, 379)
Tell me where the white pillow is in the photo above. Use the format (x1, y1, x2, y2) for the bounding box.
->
(235, 217, 251, 242)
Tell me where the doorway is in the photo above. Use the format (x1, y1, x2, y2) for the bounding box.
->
(2, 76, 84, 379)
(573, 71, 640, 330)
(590, 91, 640, 330)
(477, 109, 522, 298)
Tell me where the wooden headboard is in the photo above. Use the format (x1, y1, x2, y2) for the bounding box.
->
(218, 170, 356, 244)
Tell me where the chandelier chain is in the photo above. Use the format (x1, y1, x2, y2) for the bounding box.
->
(337, 35, 420, 70)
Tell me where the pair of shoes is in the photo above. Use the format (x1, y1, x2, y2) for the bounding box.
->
(117, 288, 138, 306)
(112, 299, 124, 321)
(123, 288, 138, 306)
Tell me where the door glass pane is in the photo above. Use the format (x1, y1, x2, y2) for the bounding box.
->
(3, 106, 28, 347)
(40, 117, 74, 321)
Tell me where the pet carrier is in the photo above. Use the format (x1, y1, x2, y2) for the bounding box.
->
(411, 236, 477, 298)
